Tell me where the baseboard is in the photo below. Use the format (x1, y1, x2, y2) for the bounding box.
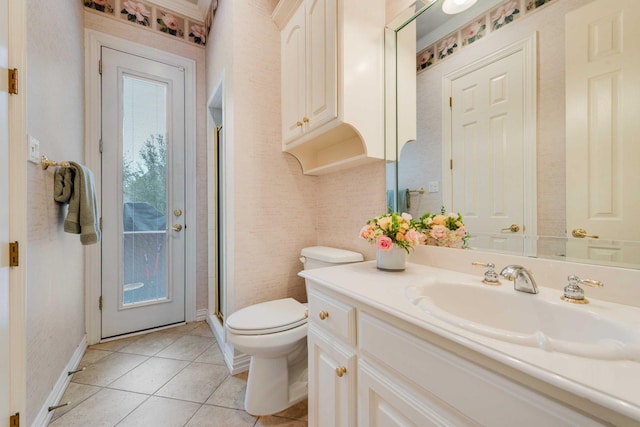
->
(32, 335, 87, 427)
(206, 313, 249, 375)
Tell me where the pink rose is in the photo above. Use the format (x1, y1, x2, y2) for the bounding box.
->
(405, 229, 425, 246)
(163, 13, 179, 30)
(376, 235, 393, 252)
(430, 225, 448, 240)
(401, 212, 412, 221)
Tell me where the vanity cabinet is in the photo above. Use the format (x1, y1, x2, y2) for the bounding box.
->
(305, 281, 609, 427)
(273, 0, 385, 175)
(307, 287, 357, 426)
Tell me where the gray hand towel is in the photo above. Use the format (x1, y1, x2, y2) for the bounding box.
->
(53, 162, 101, 245)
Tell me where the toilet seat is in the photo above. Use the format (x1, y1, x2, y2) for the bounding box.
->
(227, 298, 307, 335)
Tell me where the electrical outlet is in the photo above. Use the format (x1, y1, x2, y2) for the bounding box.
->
(28, 135, 40, 164)
(428, 181, 439, 193)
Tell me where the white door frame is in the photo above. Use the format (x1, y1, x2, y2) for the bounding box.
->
(6, 0, 28, 420)
(84, 29, 197, 344)
(442, 34, 537, 255)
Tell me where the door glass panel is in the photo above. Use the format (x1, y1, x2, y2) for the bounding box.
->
(121, 74, 168, 306)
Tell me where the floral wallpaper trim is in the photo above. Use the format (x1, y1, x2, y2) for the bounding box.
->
(83, 0, 210, 47)
(417, 0, 556, 72)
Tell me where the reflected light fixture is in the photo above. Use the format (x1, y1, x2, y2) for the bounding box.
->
(442, 0, 478, 14)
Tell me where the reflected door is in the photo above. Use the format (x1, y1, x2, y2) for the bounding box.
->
(448, 49, 525, 253)
(101, 47, 185, 338)
(566, 0, 640, 264)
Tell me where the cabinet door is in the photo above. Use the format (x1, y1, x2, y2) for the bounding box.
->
(308, 325, 356, 427)
(305, 0, 337, 132)
(359, 360, 477, 427)
(282, 4, 306, 143)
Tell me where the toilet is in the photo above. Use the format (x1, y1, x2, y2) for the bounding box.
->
(225, 246, 363, 416)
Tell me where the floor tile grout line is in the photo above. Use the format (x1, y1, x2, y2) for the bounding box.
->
(112, 392, 155, 426)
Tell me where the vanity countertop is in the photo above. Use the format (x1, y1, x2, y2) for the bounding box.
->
(299, 261, 640, 422)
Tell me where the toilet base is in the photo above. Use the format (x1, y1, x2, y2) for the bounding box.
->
(244, 342, 308, 416)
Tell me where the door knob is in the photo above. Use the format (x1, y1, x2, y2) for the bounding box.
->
(319, 311, 329, 320)
(572, 228, 599, 239)
(501, 224, 520, 233)
(170, 224, 183, 232)
(335, 366, 347, 377)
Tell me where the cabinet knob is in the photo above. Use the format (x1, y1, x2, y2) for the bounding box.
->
(319, 311, 329, 320)
(335, 366, 347, 377)
(302, 116, 310, 123)
(296, 120, 303, 127)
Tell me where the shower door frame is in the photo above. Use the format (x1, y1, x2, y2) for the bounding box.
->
(84, 30, 198, 344)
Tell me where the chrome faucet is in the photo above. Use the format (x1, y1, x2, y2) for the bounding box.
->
(499, 265, 538, 294)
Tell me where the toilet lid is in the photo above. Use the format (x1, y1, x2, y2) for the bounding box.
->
(226, 298, 308, 335)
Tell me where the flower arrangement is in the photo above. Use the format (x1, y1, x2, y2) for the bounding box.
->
(415, 207, 468, 248)
(360, 212, 425, 254)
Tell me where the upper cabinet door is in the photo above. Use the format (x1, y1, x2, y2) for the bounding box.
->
(282, 4, 306, 143)
(305, 0, 337, 133)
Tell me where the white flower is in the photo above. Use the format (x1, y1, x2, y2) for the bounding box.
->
(123, 1, 150, 22)
(190, 24, 206, 43)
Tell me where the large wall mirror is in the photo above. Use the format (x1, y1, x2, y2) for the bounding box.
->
(387, 0, 640, 269)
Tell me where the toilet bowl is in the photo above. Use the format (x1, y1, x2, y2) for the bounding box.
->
(225, 246, 363, 416)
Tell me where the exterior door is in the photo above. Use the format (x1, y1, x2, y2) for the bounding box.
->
(565, 0, 640, 265)
(101, 47, 186, 338)
(1, 0, 11, 418)
(448, 49, 525, 253)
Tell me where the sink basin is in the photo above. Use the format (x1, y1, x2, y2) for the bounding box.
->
(405, 282, 640, 360)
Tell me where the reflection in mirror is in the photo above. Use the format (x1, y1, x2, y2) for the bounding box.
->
(389, 0, 640, 269)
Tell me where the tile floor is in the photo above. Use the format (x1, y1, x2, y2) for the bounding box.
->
(49, 321, 308, 426)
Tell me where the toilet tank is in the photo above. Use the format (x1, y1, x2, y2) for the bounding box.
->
(300, 246, 363, 270)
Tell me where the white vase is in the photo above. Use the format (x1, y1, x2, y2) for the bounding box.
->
(376, 245, 407, 271)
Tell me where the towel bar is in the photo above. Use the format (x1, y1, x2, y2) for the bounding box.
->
(408, 188, 425, 194)
(41, 155, 69, 170)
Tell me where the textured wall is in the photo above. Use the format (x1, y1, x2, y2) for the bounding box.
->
(25, 0, 85, 424)
(206, 0, 387, 316)
(400, 0, 595, 236)
(84, 11, 209, 311)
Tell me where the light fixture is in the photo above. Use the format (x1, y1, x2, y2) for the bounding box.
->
(442, 0, 478, 15)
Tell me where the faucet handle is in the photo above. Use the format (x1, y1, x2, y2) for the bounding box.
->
(561, 275, 603, 304)
(472, 262, 501, 286)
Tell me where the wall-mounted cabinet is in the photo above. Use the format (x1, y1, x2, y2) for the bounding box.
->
(273, 0, 385, 175)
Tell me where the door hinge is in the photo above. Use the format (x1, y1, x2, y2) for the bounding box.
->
(98, 60, 102, 75)
(8, 68, 18, 95)
(99, 296, 103, 311)
(450, 159, 453, 170)
(449, 96, 452, 108)
(9, 241, 19, 267)
(99, 217, 102, 231)
(10, 412, 19, 427)
(99, 138, 103, 153)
